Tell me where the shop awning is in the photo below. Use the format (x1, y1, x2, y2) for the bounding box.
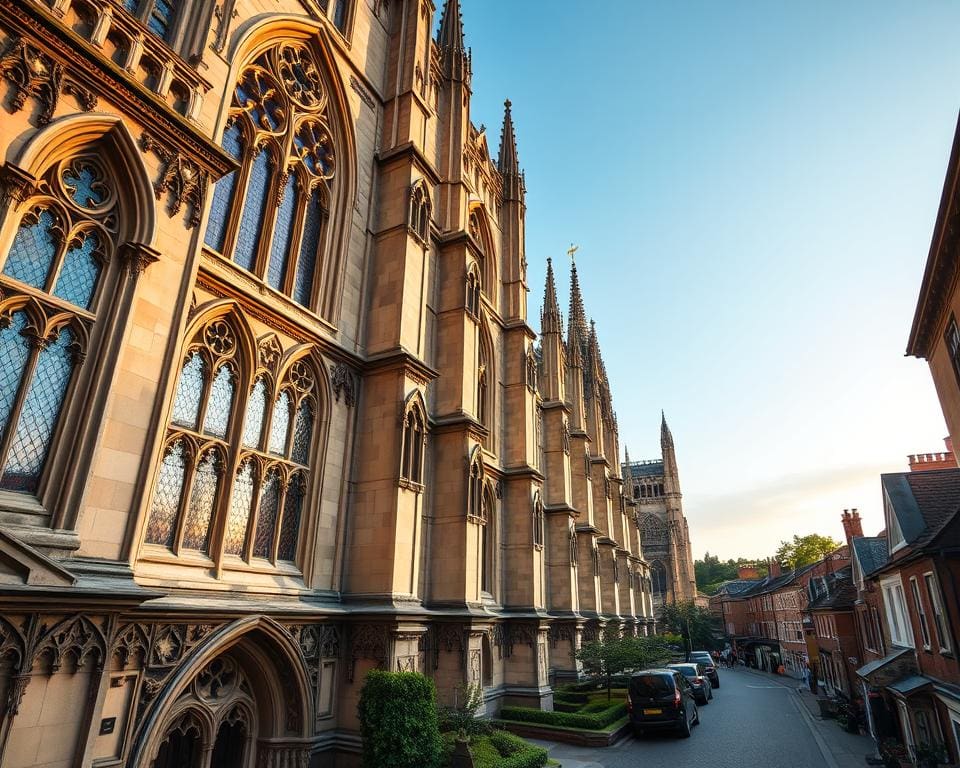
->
(856, 648, 917, 687)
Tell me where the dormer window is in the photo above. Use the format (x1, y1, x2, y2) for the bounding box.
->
(884, 488, 906, 553)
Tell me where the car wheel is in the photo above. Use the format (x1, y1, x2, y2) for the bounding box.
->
(698, 693, 708, 705)
(713, 680, 720, 689)
(634, 727, 645, 739)
(693, 705, 701, 726)
(708, 688, 714, 700)
(678, 712, 692, 738)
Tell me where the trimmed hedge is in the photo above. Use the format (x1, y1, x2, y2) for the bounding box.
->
(553, 690, 589, 705)
(358, 670, 442, 768)
(442, 730, 548, 768)
(499, 702, 627, 731)
(553, 701, 581, 713)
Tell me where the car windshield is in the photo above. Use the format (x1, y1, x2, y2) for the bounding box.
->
(630, 674, 673, 696)
(690, 654, 712, 663)
(669, 665, 698, 678)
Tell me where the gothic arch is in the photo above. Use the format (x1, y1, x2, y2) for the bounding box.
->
(218, 16, 358, 322)
(130, 616, 313, 768)
(8, 114, 157, 246)
(180, 299, 259, 387)
(468, 202, 497, 306)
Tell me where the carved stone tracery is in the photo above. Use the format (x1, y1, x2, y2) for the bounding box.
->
(140, 133, 209, 228)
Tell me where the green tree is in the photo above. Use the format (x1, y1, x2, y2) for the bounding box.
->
(695, 554, 768, 593)
(658, 601, 718, 656)
(576, 630, 670, 699)
(775, 533, 842, 570)
(358, 670, 442, 768)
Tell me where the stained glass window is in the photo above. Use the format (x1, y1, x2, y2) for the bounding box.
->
(224, 459, 255, 555)
(278, 472, 304, 561)
(62, 162, 108, 208)
(171, 352, 206, 430)
(123, 0, 139, 12)
(233, 148, 272, 272)
(202, 364, 235, 439)
(242, 377, 267, 449)
(53, 230, 101, 308)
(205, 123, 244, 253)
(145, 440, 187, 548)
(294, 188, 323, 307)
(291, 400, 313, 464)
(148, 0, 178, 39)
(182, 450, 219, 552)
(3, 209, 59, 290)
(1, 327, 75, 493)
(267, 173, 298, 291)
(268, 391, 291, 455)
(253, 468, 280, 558)
(0, 313, 30, 440)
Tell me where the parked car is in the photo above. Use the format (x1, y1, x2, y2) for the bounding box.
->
(688, 651, 720, 688)
(666, 662, 713, 705)
(627, 669, 700, 738)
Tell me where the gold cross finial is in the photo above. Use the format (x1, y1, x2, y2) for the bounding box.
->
(567, 244, 579, 261)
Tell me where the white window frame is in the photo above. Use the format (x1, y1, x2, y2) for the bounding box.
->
(910, 576, 931, 650)
(884, 489, 907, 553)
(881, 575, 914, 649)
(924, 571, 952, 653)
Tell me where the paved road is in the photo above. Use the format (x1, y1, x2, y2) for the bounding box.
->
(536, 667, 832, 768)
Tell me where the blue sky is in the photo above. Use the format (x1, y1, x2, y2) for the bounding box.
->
(459, 1, 960, 560)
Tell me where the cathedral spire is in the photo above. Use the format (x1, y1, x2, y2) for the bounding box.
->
(567, 258, 588, 358)
(623, 446, 633, 485)
(661, 410, 674, 449)
(437, 0, 465, 52)
(498, 99, 519, 176)
(541, 257, 562, 335)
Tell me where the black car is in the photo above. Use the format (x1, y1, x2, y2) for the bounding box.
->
(667, 662, 713, 705)
(688, 651, 720, 688)
(627, 669, 700, 738)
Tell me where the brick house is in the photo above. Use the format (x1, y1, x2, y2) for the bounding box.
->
(808, 566, 860, 699)
(855, 469, 960, 764)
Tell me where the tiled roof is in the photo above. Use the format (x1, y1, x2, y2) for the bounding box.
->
(623, 460, 664, 478)
(881, 468, 960, 553)
(851, 536, 888, 576)
(809, 566, 856, 610)
(715, 579, 762, 596)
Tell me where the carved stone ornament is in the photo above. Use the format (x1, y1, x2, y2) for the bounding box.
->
(0, 37, 97, 126)
(348, 624, 388, 681)
(32, 615, 107, 673)
(258, 334, 283, 372)
(0, 163, 39, 209)
(118, 242, 161, 279)
(331, 362, 355, 407)
(140, 134, 209, 228)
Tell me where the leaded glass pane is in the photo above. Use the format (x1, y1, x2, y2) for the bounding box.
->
(268, 391, 291, 455)
(148, 0, 178, 39)
(53, 230, 101, 308)
(182, 450, 219, 552)
(267, 173, 298, 291)
(242, 377, 267, 449)
(0, 313, 30, 442)
(224, 459, 255, 555)
(1, 327, 75, 493)
(253, 468, 280, 559)
(293, 188, 322, 307)
(202, 364, 235, 439)
(278, 472, 305, 561)
(233, 148, 272, 272)
(123, 0, 139, 12)
(62, 162, 109, 208)
(291, 400, 313, 464)
(3, 210, 59, 290)
(204, 123, 244, 252)
(144, 440, 187, 548)
(171, 352, 205, 430)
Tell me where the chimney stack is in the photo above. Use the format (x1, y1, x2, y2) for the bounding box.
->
(738, 564, 760, 580)
(841, 508, 863, 549)
(767, 557, 782, 578)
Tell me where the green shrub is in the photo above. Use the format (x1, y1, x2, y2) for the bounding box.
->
(553, 701, 580, 713)
(499, 702, 627, 730)
(582, 700, 613, 713)
(553, 690, 589, 705)
(489, 730, 526, 756)
(358, 670, 442, 768)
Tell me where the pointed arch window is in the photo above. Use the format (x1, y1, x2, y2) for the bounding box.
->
(144, 317, 320, 569)
(569, 525, 578, 567)
(532, 492, 545, 549)
(0, 155, 119, 497)
(400, 394, 427, 489)
(465, 266, 481, 319)
(481, 484, 495, 595)
(203, 43, 337, 313)
(467, 450, 484, 522)
(122, 0, 182, 44)
(408, 181, 432, 244)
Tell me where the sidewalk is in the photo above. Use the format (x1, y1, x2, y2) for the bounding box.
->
(743, 667, 877, 768)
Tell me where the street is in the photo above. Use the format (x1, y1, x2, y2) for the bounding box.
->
(535, 666, 870, 768)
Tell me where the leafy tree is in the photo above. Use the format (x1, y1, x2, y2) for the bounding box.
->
(775, 533, 842, 570)
(576, 630, 670, 699)
(695, 554, 767, 593)
(658, 601, 718, 656)
(437, 682, 489, 737)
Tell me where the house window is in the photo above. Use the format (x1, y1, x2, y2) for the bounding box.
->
(400, 396, 426, 488)
(0, 156, 119, 496)
(910, 576, 931, 649)
(882, 577, 914, 648)
(532, 492, 544, 549)
(870, 606, 885, 655)
(203, 43, 337, 313)
(123, 0, 182, 43)
(144, 317, 317, 568)
(946, 315, 960, 390)
(924, 572, 952, 652)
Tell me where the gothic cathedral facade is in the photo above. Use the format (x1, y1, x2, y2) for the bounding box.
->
(0, 1, 665, 766)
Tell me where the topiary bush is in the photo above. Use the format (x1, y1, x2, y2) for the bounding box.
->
(499, 702, 627, 730)
(358, 670, 442, 768)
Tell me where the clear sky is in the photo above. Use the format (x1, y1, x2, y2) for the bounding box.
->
(458, 1, 960, 560)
